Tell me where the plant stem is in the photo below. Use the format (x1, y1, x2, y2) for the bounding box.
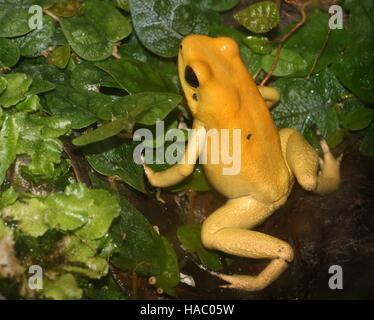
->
(261, 0, 309, 86)
(306, 28, 331, 79)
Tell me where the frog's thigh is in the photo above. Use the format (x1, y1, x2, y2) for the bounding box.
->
(257, 86, 280, 109)
(201, 196, 293, 291)
(279, 128, 341, 194)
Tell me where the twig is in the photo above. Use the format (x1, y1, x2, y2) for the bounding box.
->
(260, 0, 310, 86)
(131, 270, 138, 300)
(108, 176, 121, 192)
(112, 45, 121, 59)
(62, 139, 92, 187)
(306, 28, 331, 79)
(187, 190, 197, 224)
(44, 9, 60, 22)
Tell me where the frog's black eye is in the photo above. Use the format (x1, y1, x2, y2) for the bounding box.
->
(185, 66, 199, 88)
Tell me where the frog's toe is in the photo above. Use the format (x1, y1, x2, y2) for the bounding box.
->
(211, 272, 263, 291)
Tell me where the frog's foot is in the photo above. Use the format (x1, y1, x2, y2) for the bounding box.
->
(211, 259, 288, 291)
(316, 138, 343, 195)
(201, 196, 293, 292)
(279, 128, 342, 195)
(257, 86, 280, 109)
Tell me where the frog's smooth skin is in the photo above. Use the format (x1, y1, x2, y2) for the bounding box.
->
(144, 35, 342, 291)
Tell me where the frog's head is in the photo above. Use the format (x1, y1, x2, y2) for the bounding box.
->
(178, 35, 244, 121)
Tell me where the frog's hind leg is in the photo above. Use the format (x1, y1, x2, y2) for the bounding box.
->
(279, 128, 342, 195)
(201, 196, 294, 291)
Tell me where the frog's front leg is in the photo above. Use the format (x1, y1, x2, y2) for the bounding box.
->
(201, 196, 293, 291)
(257, 86, 280, 109)
(144, 120, 206, 188)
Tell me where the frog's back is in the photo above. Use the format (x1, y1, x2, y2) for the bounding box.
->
(179, 35, 291, 203)
(201, 51, 291, 203)
(202, 109, 291, 203)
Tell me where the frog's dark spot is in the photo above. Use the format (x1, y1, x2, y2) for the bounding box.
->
(180, 44, 183, 50)
(192, 93, 198, 101)
(246, 133, 252, 140)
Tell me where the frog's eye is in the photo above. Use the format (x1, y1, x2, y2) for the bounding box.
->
(185, 66, 199, 88)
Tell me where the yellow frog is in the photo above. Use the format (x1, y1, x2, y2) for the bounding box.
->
(144, 35, 342, 291)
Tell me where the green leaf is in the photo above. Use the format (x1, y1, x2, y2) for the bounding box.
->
(197, 0, 239, 12)
(69, 61, 121, 91)
(110, 197, 167, 275)
(360, 123, 374, 158)
(83, 274, 128, 300)
(96, 58, 178, 94)
(47, 183, 120, 240)
(47, 0, 83, 17)
(74, 188, 120, 240)
(0, 77, 7, 95)
(240, 45, 263, 76)
(243, 35, 271, 55)
(0, 187, 18, 210)
(60, 0, 132, 61)
(333, 0, 374, 103)
(45, 85, 112, 129)
(261, 48, 308, 77)
(283, 10, 347, 77)
(341, 108, 374, 131)
(77, 92, 181, 147)
(0, 38, 20, 68)
(234, 0, 280, 34)
(61, 235, 109, 279)
(0, 2, 31, 37)
(28, 78, 56, 95)
(209, 20, 247, 43)
(0, 218, 12, 239)
(43, 274, 83, 300)
(49, 44, 71, 69)
(2, 198, 48, 237)
(12, 16, 55, 57)
(0, 116, 19, 185)
(155, 237, 180, 297)
(73, 118, 132, 147)
(14, 112, 71, 183)
(23, 139, 65, 180)
(98, 92, 182, 125)
(15, 56, 69, 85)
(116, 0, 130, 12)
(320, 106, 345, 148)
(16, 94, 41, 112)
(0, 73, 32, 108)
(273, 69, 346, 146)
(129, 0, 209, 58)
(177, 224, 224, 271)
(3, 183, 120, 240)
(86, 140, 146, 193)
